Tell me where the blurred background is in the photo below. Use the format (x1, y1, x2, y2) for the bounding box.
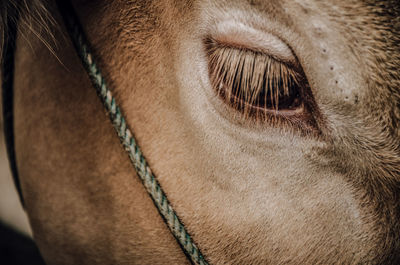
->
(1, 90, 45, 264)
(0, 116, 32, 236)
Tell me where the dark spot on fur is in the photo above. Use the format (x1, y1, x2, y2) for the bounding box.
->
(301, 6, 309, 14)
(354, 95, 359, 104)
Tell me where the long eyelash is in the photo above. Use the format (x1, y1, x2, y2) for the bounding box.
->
(205, 38, 302, 118)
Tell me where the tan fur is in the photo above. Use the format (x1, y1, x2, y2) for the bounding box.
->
(3, 0, 400, 264)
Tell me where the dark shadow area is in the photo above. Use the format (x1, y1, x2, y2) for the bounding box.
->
(0, 221, 45, 265)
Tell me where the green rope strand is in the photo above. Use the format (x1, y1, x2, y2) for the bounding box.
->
(56, 2, 208, 264)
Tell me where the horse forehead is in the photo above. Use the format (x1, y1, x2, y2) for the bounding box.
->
(112, 0, 399, 52)
(110, 0, 399, 25)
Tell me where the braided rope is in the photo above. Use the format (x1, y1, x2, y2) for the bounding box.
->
(57, 2, 208, 265)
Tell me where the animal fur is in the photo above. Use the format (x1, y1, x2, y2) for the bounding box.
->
(1, 0, 400, 264)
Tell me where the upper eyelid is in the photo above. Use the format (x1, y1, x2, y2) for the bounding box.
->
(209, 20, 296, 64)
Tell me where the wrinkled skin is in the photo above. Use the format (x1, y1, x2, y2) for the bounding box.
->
(9, 0, 400, 264)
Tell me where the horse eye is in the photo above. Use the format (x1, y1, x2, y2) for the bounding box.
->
(205, 38, 310, 122)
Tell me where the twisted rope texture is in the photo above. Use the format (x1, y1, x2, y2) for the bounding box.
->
(58, 4, 208, 265)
